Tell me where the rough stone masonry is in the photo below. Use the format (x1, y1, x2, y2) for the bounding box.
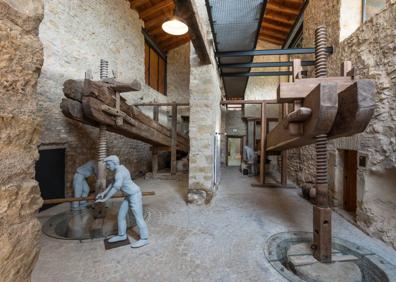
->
(0, 0, 44, 281)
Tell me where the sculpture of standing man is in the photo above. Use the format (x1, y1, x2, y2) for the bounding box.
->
(72, 160, 96, 210)
(95, 155, 149, 248)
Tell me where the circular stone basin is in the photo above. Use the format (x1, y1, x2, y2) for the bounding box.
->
(42, 201, 149, 240)
(264, 232, 396, 282)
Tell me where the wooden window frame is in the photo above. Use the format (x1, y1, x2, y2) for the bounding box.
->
(144, 32, 167, 96)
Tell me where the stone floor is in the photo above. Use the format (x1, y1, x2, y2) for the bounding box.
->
(32, 167, 396, 282)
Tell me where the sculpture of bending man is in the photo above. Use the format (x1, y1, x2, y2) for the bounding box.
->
(72, 160, 96, 210)
(95, 155, 149, 248)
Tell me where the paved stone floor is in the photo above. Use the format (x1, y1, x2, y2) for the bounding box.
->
(32, 167, 396, 282)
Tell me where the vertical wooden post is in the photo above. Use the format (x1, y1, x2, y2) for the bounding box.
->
(259, 102, 266, 185)
(171, 103, 177, 175)
(253, 120, 256, 151)
(281, 103, 288, 186)
(152, 106, 159, 176)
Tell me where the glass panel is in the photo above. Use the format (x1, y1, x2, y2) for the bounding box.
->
(364, 0, 386, 21)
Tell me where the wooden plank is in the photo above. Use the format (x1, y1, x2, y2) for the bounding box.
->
(265, 13, 295, 25)
(145, 42, 150, 84)
(144, 14, 169, 30)
(262, 22, 290, 33)
(171, 103, 177, 175)
(260, 30, 286, 40)
(266, 2, 300, 16)
(139, 0, 174, 20)
(343, 150, 357, 213)
(160, 35, 191, 51)
(158, 57, 166, 94)
(261, 37, 283, 45)
(149, 48, 159, 91)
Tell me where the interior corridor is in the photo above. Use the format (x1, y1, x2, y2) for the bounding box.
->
(33, 167, 396, 282)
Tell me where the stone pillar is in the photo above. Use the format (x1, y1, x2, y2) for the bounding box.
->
(188, 48, 221, 205)
(0, 0, 44, 280)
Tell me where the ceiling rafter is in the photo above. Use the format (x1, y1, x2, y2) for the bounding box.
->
(139, 0, 175, 20)
(258, 0, 305, 46)
(129, 0, 192, 52)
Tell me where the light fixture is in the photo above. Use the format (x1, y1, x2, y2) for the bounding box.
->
(162, 17, 188, 36)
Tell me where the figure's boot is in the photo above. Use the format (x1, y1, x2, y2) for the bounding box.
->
(108, 234, 127, 243)
(79, 200, 88, 209)
(71, 201, 81, 211)
(131, 239, 149, 248)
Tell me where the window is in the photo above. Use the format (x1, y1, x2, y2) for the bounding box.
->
(363, 0, 386, 21)
(145, 41, 167, 95)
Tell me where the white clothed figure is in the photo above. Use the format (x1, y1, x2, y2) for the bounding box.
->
(95, 155, 149, 248)
(72, 160, 96, 210)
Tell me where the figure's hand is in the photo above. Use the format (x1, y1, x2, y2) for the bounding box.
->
(95, 198, 106, 203)
(96, 192, 105, 200)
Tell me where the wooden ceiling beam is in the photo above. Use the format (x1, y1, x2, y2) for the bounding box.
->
(264, 13, 295, 25)
(139, 0, 174, 20)
(152, 32, 180, 43)
(145, 14, 169, 30)
(174, 0, 210, 64)
(159, 35, 190, 50)
(261, 37, 283, 45)
(266, 2, 300, 16)
(260, 30, 287, 40)
(261, 22, 290, 33)
(129, 0, 149, 9)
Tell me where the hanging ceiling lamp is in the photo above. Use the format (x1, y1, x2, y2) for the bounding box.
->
(162, 17, 188, 36)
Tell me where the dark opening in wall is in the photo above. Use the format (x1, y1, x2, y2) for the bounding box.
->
(35, 148, 66, 211)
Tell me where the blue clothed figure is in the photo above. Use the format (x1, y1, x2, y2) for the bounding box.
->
(95, 155, 149, 248)
(72, 160, 96, 210)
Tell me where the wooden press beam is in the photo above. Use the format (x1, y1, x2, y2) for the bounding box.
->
(267, 83, 338, 152)
(61, 79, 189, 152)
(259, 102, 266, 185)
(281, 103, 288, 186)
(174, 0, 210, 64)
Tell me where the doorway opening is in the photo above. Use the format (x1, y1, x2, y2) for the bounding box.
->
(226, 136, 242, 167)
(343, 150, 358, 216)
(35, 148, 66, 211)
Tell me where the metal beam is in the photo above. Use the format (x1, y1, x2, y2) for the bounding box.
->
(222, 71, 292, 77)
(220, 60, 315, 69)
(221, 100, 278, 105)
(215, 47, 333, 57)
(134, 103, 189, 107)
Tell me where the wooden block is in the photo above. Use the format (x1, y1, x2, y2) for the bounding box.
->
(104, 237, 130, 250)
(277, 77, 354, 102)
(267, 83, 338, 151)
(313, 206, 332, 263)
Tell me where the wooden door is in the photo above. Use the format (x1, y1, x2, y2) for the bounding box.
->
(343, 150, 357, 213)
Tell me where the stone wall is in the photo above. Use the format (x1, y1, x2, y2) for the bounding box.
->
(37, 0, 190, 195)
(288, 0, 396, 249)
(187, 0, 223, 204)
(0, 0, 44, 280)
(188, 46, 222, 204)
